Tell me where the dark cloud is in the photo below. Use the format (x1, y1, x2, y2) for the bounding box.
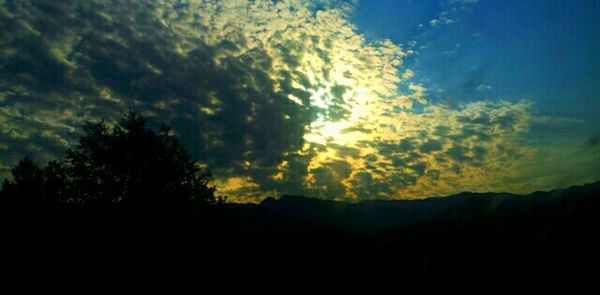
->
(365, 154, 378, 162)
(330, 144, 361, 158)
(1, 0, 313, 181)
(446, 145, 470, 164)
(0, 0, 534, 201)
(419, 140, 443, 153)
(309, 160, 353, 199)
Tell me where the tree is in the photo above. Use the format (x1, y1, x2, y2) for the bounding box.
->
(1, 156, 45, 204)
(60, 112, 217, 205)
(43, 160, 70, 203)
(1, 112, 217, 211)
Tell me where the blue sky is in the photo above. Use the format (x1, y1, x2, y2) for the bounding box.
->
(355, 0, 600, 190)
(354, 0, 600, 125)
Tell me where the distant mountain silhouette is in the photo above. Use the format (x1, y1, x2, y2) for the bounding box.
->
(196, 181, 600, 281)
(226, 182, 599, 233)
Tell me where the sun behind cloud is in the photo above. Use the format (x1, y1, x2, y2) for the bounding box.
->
(0, 0, 533, 202)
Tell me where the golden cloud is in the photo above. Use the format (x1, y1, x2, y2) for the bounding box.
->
(0, 0, 535, 202)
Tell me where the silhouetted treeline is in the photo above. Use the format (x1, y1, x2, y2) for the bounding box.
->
(1, 112, 218, 223)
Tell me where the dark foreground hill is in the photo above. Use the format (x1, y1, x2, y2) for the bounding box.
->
(2, 182, 600, 282)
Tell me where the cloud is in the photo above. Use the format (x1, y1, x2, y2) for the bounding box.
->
(449, 0, 478, 4)
(429, 0, 478, 29)
(0, 0, 533, 202)
(477, 84, 493, 91)
(448, 0, 479, 4)
(429, 12, 454, 28)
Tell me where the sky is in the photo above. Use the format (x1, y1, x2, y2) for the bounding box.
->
(1, 0, 599, 202)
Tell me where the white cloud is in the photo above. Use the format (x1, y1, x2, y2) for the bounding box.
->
(449, 0, 479, 4)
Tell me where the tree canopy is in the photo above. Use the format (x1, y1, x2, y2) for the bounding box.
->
(1, 112, 217, 209)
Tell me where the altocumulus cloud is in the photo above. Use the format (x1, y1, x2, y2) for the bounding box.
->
(0, 0, 532, 202)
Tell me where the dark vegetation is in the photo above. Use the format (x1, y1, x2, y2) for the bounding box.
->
(1, 113, 599, 281)
(1, 112, 217, 221)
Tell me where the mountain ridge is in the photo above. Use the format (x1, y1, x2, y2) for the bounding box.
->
(264, 180, 600, 205)
(226, 181, 600, 232)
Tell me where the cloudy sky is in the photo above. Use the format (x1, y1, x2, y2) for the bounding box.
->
(1, 0, 599, 202)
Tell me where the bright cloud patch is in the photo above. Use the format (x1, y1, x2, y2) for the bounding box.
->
(0, 0, 533, 202)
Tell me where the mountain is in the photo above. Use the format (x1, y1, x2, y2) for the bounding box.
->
(221, 181, 600, 232)
(2, 182, 599, 281)
(192, 182, 600, 280)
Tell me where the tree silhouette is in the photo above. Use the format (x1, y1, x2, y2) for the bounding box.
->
(1, 112, 217, 215)
(1, 156, 45, 205)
